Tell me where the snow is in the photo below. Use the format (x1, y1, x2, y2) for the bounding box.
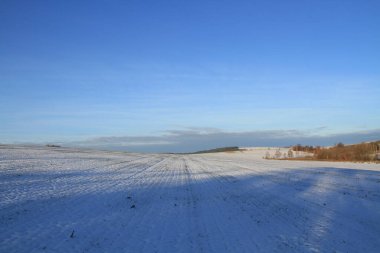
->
(1, 145, 380, 253)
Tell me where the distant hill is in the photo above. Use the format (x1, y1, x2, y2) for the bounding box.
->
(46, 144, 61, 148)
(192, 146, 241, 154)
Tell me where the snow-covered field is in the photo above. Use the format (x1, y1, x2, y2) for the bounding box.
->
(1, 146, 380, 253)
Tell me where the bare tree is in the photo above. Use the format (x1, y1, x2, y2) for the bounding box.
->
(275, 149, 282, 159)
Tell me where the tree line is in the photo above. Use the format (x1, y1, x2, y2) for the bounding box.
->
(290, 141, 380, 162)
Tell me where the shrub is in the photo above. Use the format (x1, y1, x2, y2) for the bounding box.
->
(314, 141, 379, 162)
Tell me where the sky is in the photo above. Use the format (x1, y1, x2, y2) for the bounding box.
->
(0, 0, 379, 152)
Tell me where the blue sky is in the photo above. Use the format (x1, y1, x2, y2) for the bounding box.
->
(0, 0, 379, 152)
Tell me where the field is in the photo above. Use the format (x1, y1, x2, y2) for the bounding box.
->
(1, 146, 380, 252)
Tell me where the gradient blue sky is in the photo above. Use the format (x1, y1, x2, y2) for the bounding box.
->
(0, 0, 379, 151)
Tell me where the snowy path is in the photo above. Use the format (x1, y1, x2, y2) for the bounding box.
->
(1, 146, 380, 252)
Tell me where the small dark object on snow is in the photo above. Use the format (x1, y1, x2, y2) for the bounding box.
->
(130, 204, 136, 208)
(323, 203, 326, 206)
(174, 203, 177, 206)
(127, 196, 131, 199)
(70, 230, 75, 238)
